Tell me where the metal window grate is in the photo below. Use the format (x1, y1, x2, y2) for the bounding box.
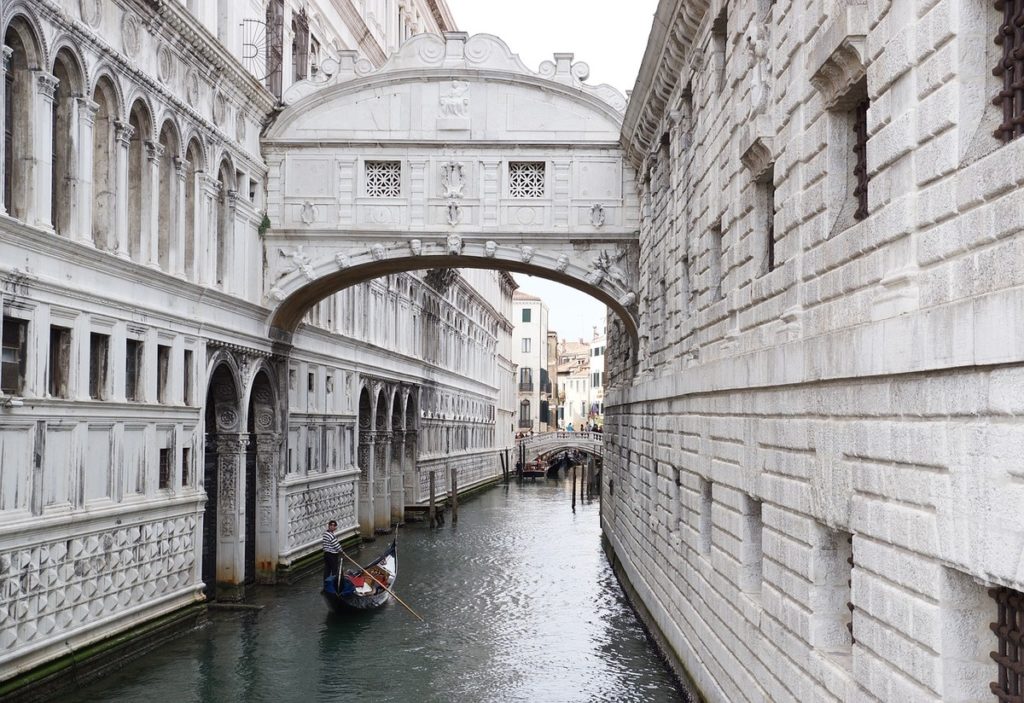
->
(509, 162, 545, 198)
(993, 0, 1024, 142)
(852, 99, 869, 221)
(365, 160, 401, 197)
(990, 586, 1024, 702)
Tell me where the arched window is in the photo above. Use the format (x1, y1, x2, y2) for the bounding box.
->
(183, 139, 202, 280)
(126, 100, 151, 263)
(91, 77, 118, 250)
(519, 400, 531, 425)
(157, 121, 178, 271)
(4, 18, 42, 220)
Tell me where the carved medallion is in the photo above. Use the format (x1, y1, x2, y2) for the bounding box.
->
(80, 0, 102, 28)
(235, 112, 246, 141)
(184, 70, 200, 106)
(157, 44, 175, 84)
(122, 13, 142, 55)
(213, 92, 228, 126)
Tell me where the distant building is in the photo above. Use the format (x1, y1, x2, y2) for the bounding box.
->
(512, 291, 553, 432)
(556, 327, 605, 430)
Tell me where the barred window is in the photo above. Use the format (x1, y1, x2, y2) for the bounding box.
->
(990, 586, 1024, 701)
(852, 98, 870, 220)
(365, 160, 401, 197)
(509, 161, 545, 198)
(993, 0, 1024, 143)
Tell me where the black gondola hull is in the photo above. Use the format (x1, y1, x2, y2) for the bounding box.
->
(321, 540, 397, 614)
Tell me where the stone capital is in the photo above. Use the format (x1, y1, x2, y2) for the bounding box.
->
(77, 97, 100, 125)
(35, 72, 59, 101)
(144, 140, 165, 164)
(174, 156, 190, 181)
(2, 46, 13, 73)
(214, 433, 250, 454)
(114, 120, 135, 147)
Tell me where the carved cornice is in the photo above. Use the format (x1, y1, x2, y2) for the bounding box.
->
(807, 6, 868, 110)
(327, 0, 388, 67)
(622, 0, 710, 166)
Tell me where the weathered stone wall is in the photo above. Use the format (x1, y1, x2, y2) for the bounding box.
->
(609, 0, 1024, 701)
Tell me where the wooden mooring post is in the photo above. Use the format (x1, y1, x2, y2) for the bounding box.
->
(580, 460, 586, 503)
(429, 470, 436, 528)
(571, 464, 576, 513)
(451, 468, 459, 524)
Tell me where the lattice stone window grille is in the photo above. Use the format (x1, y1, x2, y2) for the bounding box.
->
(509, 161, 546, 198)
(365, 160, 401, 197)
(993, 0, 1024, 143)
(990, 586, 1024, 701)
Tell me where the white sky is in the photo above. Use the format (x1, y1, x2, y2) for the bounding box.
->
(445, 0, 659, 341)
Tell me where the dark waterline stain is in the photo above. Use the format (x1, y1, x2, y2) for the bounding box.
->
(58, 481, 687, 703)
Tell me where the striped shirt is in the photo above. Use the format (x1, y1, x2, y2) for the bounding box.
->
(322, 529, 341, 554)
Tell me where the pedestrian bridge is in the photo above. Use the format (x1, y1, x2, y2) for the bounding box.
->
(516, 431, 604, 463)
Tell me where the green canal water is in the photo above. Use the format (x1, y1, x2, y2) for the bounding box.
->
(59, 479, 688, 703)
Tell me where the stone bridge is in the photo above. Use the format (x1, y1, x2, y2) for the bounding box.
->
(260, 32, 641, 350)
(516, 431, 604, 463)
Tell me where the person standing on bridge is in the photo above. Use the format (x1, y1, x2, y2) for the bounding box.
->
(322, 519, 342, 586)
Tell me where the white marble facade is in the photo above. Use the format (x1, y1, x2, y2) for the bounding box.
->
(0, 0, 512, 682)
(608, 0, 1024, 701)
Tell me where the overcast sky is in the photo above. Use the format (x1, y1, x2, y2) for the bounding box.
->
(445, 0, 658, 341)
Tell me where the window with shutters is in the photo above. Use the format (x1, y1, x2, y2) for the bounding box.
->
(125, 338, 143, 402)
(48, 326, 71, 398)
(1, 316, 27, 395)
(89, 333, 109, 400)
(292, 10, 310, 83)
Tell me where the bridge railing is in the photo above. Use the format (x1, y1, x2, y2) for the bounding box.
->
(514, 431, 603, 446)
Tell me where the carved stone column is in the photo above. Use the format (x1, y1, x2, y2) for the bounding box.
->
(144, 140, 164, 268)
(76, 97, 99, 246)
(112, 121, 134, 259)
(357, 432, 373, 539)
(403, 430, 418, 503)
(173, 157, 188, 277)
(374, 430, 392, 533)
(199, 174, 220, 285)
(0, 46, 10, 215)
(254, 433, 282, 583)
(390, 431, 405, 525)
(214, 432, 249, 598)
(223, 189, 239, 294)
(32, 71, 59, 230)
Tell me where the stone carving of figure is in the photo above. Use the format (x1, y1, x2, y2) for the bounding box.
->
(586, 269, 605, 286)
(555, 254, 570, 272)
(619, 291, 637, 308)
(335, 252, 350, 269)
(279, 246, 315, 280)
(593, 249, 630, 289)
(446, 233, 463, 255)
(484, 240, 498, 258)
(409, 239, 422, 256)
(447, 201, 462, 226)
(371, 244, 386, 261)
(439, 80, 470, 118)
(590, 203, 606, 228)
(441, 161, 466, 199)
(745, 24, 772, 114)
(520, 245, 535, 264)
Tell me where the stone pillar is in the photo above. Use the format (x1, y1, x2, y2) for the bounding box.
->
(358, 434, 373, 539)
(112, 121, 133, 259)
(254, 433, 282, 583)
(403, 430, 418, 504)
(76, 97, 98, 246)
(173, 157, 188, 277)
(214, 433, 249, 599)
(224, 189, 239, 294)
(374, 431, 391, 532)
(0, 46, 11, 215)
(32, 71, 58, 231)
(199, 174, 220, 286)
(144, 140, 163, 268)
(390, 432, 405, 525)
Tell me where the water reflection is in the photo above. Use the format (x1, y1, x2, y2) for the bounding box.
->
(58, 480, 686, 703)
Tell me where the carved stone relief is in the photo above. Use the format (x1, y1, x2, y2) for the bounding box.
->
(122, 13, 142, 55)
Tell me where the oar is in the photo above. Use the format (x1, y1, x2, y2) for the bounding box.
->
(339, 549, 424, 622)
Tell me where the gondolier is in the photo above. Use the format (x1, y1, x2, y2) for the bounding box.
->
(322, 520, 342, 586)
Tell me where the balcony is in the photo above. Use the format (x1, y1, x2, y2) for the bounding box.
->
(518, 382, 534, 392)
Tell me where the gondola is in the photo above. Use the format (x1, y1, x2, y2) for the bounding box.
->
(322, 540, 397, 613)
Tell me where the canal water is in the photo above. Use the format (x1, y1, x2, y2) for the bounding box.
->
(59, 479, 687, 703)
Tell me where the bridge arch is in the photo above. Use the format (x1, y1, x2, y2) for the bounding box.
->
(261, 31, 641, 352)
